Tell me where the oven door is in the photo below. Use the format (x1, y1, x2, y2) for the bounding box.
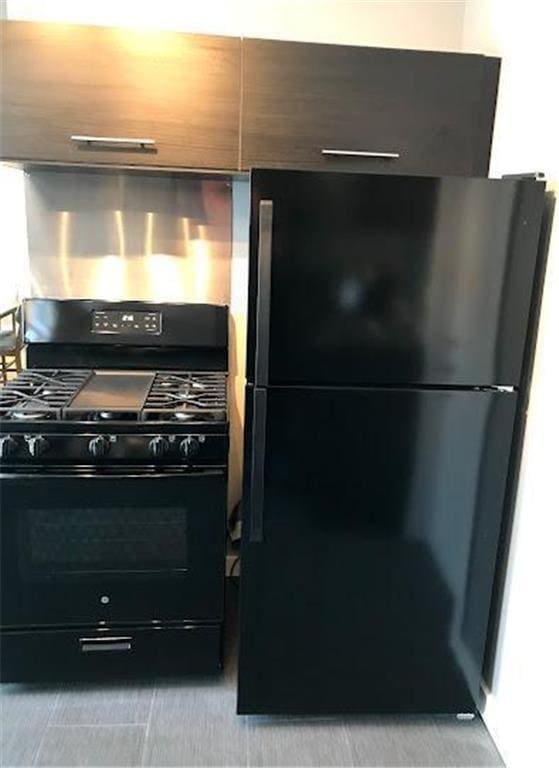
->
(0, 469, 226, 628)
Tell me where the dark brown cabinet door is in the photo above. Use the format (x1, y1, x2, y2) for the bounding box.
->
(0, 22, 241, 170)
(241, 39, 499, 176)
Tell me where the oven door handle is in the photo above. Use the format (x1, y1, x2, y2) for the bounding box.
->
(79, 636, 132, 653)
(0, 468, 225, 480)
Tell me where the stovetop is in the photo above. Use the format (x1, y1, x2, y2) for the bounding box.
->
(0, 369, 227, 424)
(0, 369, 228, 467)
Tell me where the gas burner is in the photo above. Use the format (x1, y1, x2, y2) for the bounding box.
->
(99, 411, 117, 421)
(11, 410, 52, 421)
(171, 412, 197, 422)
(166, 407, 226, 423)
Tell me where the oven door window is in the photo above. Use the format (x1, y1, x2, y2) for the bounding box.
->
(1, 473, 225, 627)
(25, 506, 188, 576)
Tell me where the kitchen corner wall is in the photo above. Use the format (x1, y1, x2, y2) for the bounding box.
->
(462, 2, 558, 767)
(0, 165, 28, 311)
(229, 180, 250, 513)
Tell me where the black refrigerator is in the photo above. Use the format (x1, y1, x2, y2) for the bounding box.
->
(237, 169, 544, 715)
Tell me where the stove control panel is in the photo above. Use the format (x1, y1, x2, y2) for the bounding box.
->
(91, 310, 162, 335)
(0, 432, 227, 466)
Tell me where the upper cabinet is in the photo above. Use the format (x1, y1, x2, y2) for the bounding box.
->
(0, 22, 241, 170)
(0, 22, 500, 177)
(240, 39, 500, 176)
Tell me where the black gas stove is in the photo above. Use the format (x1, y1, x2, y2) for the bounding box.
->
(0, 299, 229, 682)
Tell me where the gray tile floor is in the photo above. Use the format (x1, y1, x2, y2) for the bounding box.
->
(0, 586, 504, 767)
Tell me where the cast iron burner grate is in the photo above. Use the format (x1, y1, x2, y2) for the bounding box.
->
(142, 372, 227, 423)
(0, 369, 91, 421)
(0, 369, 227, 424)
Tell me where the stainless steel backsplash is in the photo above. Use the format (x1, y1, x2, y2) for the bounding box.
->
(24, 169, 232, 304)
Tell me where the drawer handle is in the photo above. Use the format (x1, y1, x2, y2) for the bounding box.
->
(79, 636, 132, 653)
(71, 135, 156, 150)
(321, 148, 400, 159)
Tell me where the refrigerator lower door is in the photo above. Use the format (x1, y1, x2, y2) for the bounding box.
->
(237, 386, 516, 714)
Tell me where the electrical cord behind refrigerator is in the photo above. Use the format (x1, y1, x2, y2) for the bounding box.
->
(229, 555, 241, 579)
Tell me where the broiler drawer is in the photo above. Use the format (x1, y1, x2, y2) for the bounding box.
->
(0, 623, 222, 682)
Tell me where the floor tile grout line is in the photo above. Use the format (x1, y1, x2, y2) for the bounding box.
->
(38, 680, 154, 729)
(32, 688, 62, 768)
(139, 681, 156, 767)
(42, 722, 149, 728)
(4, 686, 504, 768)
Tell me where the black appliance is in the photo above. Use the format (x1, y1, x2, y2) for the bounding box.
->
(237, 169, 545, 715)
(0, 299, 229, 682)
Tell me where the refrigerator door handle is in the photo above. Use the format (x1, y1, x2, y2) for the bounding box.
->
(250, 388, 267, 543)
(255, 200, 274, 387)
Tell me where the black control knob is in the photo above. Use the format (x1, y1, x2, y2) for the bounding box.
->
(0, 435, 18, 459)
(180, 436, 200, 460)
(149, 436, 169, 459)
(88, 436, 110, 459)
(27, 435, 50, 459)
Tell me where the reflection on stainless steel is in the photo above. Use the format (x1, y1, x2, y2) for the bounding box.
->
(25, 170, 232, 304)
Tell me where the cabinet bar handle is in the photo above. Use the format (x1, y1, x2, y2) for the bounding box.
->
(321, 149, 400, 159)
(79, 636, 132, 653)
(71, 135, 156, 149)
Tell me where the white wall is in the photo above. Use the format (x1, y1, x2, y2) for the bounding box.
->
(0, 166, 28, 313)
(6, 0, 466, 50)
(462, 2, 559, 767)
(229, 180, 250, 513)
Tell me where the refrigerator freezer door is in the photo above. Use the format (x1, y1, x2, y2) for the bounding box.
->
(238, 386, 516, 714)
(247, 170, 544, 387)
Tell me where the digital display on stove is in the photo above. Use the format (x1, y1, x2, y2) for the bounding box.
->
(91, 310, 162, 335)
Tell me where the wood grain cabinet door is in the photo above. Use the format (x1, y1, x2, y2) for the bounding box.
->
(0, 21, 241, 170)
(241, 39, 499, 176)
